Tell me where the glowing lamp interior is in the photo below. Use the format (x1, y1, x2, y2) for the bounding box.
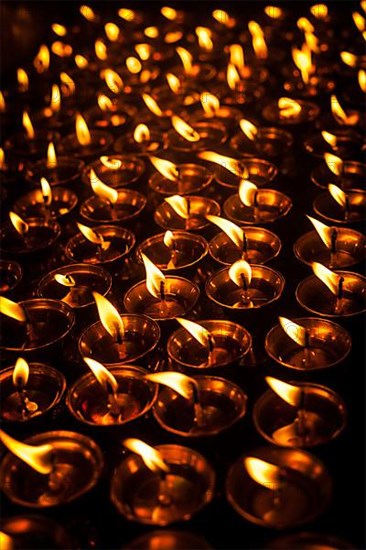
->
(161, 6, 178, 20)
(80, 5, 96, 21)
(248, 21, 268, 59)
(126, 56, 142, 74)
(227, 63, 241, 90)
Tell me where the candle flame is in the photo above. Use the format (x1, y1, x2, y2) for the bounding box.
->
(75, 54, 88, 69)
(227, 63, 241, 90)
(90, 169, 118, 204)
(52, 23, 67, 36)
(95, 39, 107, 61)
(310, 4, 328, 19)
(330, 95, 358, 125)
(60, 72, 75, 97)
(100, 156, 122, 170)
(201, 92, 220, 116)
(80, 5, 96, 21)
(51, 41, 72, 58)
(75, 113, 91, 146)
(324, 152, 343, 176)
(97, 94, 113, 111)
(244, 457, 282, 489)
(353, 11, 366, 32)
(306, 215, 334, 249)
(17, 68, 29, 92)
(362, 0, 366, 13)
(166, 73, 181, 93)
(12, 357, 29, 387)
(266, 376, 303, 407)
(118, 8, 136, 21)
(161, 6, 178, 20)
(105, 22, 119, 41)
(239, 180, 258, 207)
(321, 130, 337, 148)
(212, 9, 235, 27)
(165, 31, 183, 44)
(54, 273, 76, 287)
(341, 51, 357, 68)
(239, 119, 258, 141)
(312, 261, 343, 296)
(33, 45, 50, 73)
(278, 317, 308, 348)
(163, 230, 175, 248)
(0, 147, 5, 170)
(248, 21, 268, 59)
(0, 531, 13, 550)
(47, 142, 57, 168)
(206, 214, 243, 248)
(358, 69, 366, 92)
(328, 184, 347, 208)
(9, 211, 29, 238)
(196, 26, 213, 51)
(135, 43, 151, 61)
(0, 91, 5, 112)
(164, 195, 189, 219)
(142, 93, 163, 116)
(49, 84, 61, 113)
(171, 116, 200, 142)
(145, 371, 197, 400)
(0, 296, 26, 322)
(123, 438, 170, 473)
(77, 222, 111, 250)
(176, 47, 194, 76)
(83, 357, 119, 394)
(144, 26, 159, 38)
(297, 17, 315, 33)
(40, 177, 52, 206)
(141, 253, 166, 299)
(176, 317, 211, 348)
(126, 56, 142, 74)
(265, 6, 283, 19)
(292, 44, 313, 84)
(150, 157, 179, 181)
(134, 123, 150, 143)
(198, 151, 248, 178)
(0, 431, 54, 475)
(22, 111, 35, 140)
(278, 97, 302, 118)
(305, 31, 320, 54)
(92, 292, 124, 340)
(229, 259, 252, 287)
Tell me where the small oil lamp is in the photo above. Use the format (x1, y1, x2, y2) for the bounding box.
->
(253, 377, 347, 447)
(33, 84, 75, 133)
(189, 92, 242, 131)
(226, 447, 332, 528)
(262, 97, 320, 126)
(79, 169, 147, 224)
(67, 359, 157, 426)
(110, 438, 215, 525)
(304, 129, 363, 161)
(1, 211, 61, 255)
(172, 46, 216, 83)
(85, 94, 136, 132)
(311, 152, 365, 191)
(208, 216, 281, 266)
(24, 142, 85, 188)
(61, 112, 113, 160)
(0, 260, 23, 296)
(5, 111, 59, 161)
(0, 429, 103, 507)
(150, 73, 200, 114)
(154, 194, 221, 232)
(296, 261, 366, 317)
(316, 94, 365, 131)
(313, 184, 366, 224)
(265, 316, 351, 371)
(148, 371, 247, 437)
(1, 358, 66, 424)
(123, 254, 200, 321)
(79, 292, 160, 365)
(223, 180, 292, 225)
(65, 222, 135, 265)
(167, 318, 252, 370)
(137, 231, 208, 273)
(82, 154, 146, 189)
(114, 123, 166, 156)
(283, 44, 335, 97)
(206, 259, 285, 313)
(14, 177, 78, 220)
(149, 157, 213, 196)
(166, 116, 227, 153)
(294, 215, 366, 268)
(230, 119, 293, 160)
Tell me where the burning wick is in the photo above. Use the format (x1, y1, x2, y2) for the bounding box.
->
(40, 177, 52, 220)
(306, 215, 338, 268)
(229, 260, 254, 307)
(92, 292, 126, 357)
(9, 211, 30, 248)
(239, 180, 260, 222)
(77, 222, 111, 261)
(164, 195, 193, 229)
(206, 214, 247, 259)
(145, 372, 206, 428)
(54, 273, 83, 307)
(312, 261, 345, 314)
(245, 457, 287, 514)
(89, 168, 118, 219)
(328, 184, 350, 222)
(83, 357, 122, 420)
(12, 357, 39, 418)
(176, 317, 217, 367)
(141, 253, 175, 316)
(0, 295, 37, 345)
(278, 316, 313, 367)
(163, 230, 179, 268)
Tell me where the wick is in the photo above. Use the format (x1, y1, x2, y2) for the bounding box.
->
(21, 310, 38, 346)
(273, 468, 287, 508)
(253, 191, 259, 223)
(329, 228, 338, 268)
(157, 469, 172, 507)
(159, 280, 166, 301)
(239, 273, 252, 306)
(303, 329, 312, 366)
(206, 334, 215, 366)
(241, 232, 248, 260)
(344, 196, 350, 222)
(335, 276, 344, 314)
(294, 389, 308, 440)
(107, 381, 121, 418)
(191, 381, 205, 427)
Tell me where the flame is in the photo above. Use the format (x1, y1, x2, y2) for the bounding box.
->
(164, 195, 189, 219)
(163, 230, 174, 249)
(126, 56, 142, 74)
(353, 11, 366, 32)
(75, 54, 88, 69)
(47, 142, 57, 168)
(278, 97, 302, 118)
(161, 6, 178, 20)
(176, 47, 194, 76)
(324, 152, 343, 176)
(49, 84, 61, 113)
(166, 73, 181, 93)
(176, 317, 211, 348)
(292, 44, 313, 84)
(266, 376, 303, 407)
(196, 27, 213, 51)
(75, 113, 91, 146)
(60, 72, 75, 97)
(305, 31, 320, 53)
(0, 91, 5, 112)
(0, 431, 54, 475)
(201, 92, 220, 116)
(212, 9, 235, 27)
(330, 95, 358, 125)
(145, 371, 197, 400)
(51, 42, 72, 57)
(123, 438, 170, 473)
(9, 211, 29, 237)
(229, 259, 252, 287)
(278, 317, 308, 348)
(33, 45, 50, 73)
(95, 39, 107, 61)
(118, 8, 136, 21)
(77, 222, 111, 250)
(100, 156, 122, 170)
(141, 253, 165, 299)
(239, 180, 258, 207)
(321, 130, 337, 148)
(239, 119, 258, 141)
(140, 69, 153, 84)
(13, 357, 29, 387)
(310, 4, 328, 19)
(227, 63, 241, 90)
(22, 111, 35, 140)
(83, 357, 119, 394)
(97, 94, 113, 111)
(165, 31, 183, 44)
(0, 147, 5, 170)
(245, 457, 282, 489)
(341, 51, 357, 68)
(54, 273, 76, 287)
(104, 69, 123, 94)
(144, 26, 159, 38)
(134, 123, 150, 143)
(328, 184, 347, 208)
(17, 68, 29, 92)
(52, 23, 67, 36)
(40, 177, 52, 206)
(90, 169, 118, 204)
(297, 17, 315, 33)
(0, 531, 13, 550)
(171, 116, 200, 142)
(248, 21, 268, 59)
(264, 6, 283, 19)
(92, 292, 124, 340)
(229, 44, 245, 70)
(362, 1, 366, 14)
(198, 151, 247, 178)
(358, 69, 366, 92)
(142, 93, 163, 116)
(105, 22, 119, 41)
(135, 43, 151, 61)
(80, 5, 96, 21)
(150, 157, 179, 181)
(0, 296, 26, 322)
(306, 215, 334, 249)
(206, 215, 243, 248)
(312, 262, 342, 295)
